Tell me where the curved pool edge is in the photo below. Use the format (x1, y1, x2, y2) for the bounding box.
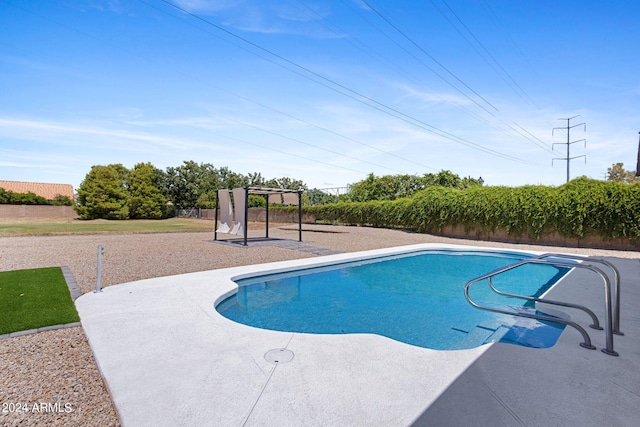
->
(74, 243, 579, 426)
(215, 243, 575, 346)
(216, 242, 555, 303)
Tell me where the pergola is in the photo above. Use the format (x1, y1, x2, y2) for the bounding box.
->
(214, 187, 303, 246)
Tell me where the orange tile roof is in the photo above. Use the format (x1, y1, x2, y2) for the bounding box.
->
(0, 180, 75, 200)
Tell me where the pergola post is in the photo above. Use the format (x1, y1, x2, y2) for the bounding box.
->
(214, 189, 219, 241)
(298, 190, 302, 242)
(243, 187, 249, 246)
(265, 194, 269, 238)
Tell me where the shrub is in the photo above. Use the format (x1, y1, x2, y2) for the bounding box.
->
(306, 178, 640, 243)
(0, 188, 67, 206)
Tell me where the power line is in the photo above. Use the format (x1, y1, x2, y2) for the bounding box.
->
(9, 0, 434, 177)
(193, 126, 371, 176)
(360, 0, 499, 113)
(340, 0, 498, 118)
(9, 0, 548, 178)
(291, 0, 447, 104)
(337, 0, 553, 156)
(140, 0, 438, 172)
(157, 0, 537, 165)
(209, 112, 408, 174)
(435, 0, 540, 109)
(432, 0, 558, 154)
(478, 0, 565, 113)
(510, 122, 555, 153)
(354, 0, 553, 158)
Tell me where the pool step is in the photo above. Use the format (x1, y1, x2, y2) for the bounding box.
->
(498, 316, 566, 348)
(450, 320, 511, 350)
(477, 319, 512, 345)
(451, 309, 566, 350)
(484, 325, 512, 344)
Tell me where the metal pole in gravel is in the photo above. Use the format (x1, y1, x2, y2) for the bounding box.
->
(95, 245, 103, 293)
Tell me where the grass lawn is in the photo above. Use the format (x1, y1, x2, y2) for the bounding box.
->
(0, 217, 213, 237)
(0, 267, 80, 335)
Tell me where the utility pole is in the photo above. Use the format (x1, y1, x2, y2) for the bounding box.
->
(636, 132, 640, 177)
(552, 115, 586, 183)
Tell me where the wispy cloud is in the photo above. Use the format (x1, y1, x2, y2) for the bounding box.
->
(395, 83, 473, 107)
(0, 160, 37, 168)
(0, 117, 219, 151)
(173, 0, 340, 38)
(0, 54, 89, 79)
(351, 0, 371, 11)
(173, 0, 243, 13)
(125, 115, 227, 129)
(70, 0, 133, 14)
(1, 147, 88, 165)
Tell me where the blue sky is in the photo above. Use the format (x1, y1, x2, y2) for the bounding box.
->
(1, 0, 639, 192)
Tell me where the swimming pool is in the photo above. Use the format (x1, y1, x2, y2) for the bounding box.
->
(216, 249, 570, 350)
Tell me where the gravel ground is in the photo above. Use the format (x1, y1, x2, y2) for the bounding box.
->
(1, 223, 639, 427)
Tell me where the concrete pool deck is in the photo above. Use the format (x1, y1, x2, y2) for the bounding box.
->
(75, 243, 640, 426)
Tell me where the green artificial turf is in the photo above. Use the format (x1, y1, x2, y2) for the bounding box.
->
(0, 267, 80, 335)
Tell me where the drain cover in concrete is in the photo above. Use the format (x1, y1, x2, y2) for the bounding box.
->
(264, 348, 294, 364)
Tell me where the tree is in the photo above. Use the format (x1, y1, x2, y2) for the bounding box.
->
(74, 160, 313, 216)
(196, 191, 217, 209)
(607, 163, 640, 184)
(246, 172, 265, 187)
(165, 161, 219, 209)
(75, 164, 129, 219)
(127, 162, 168, 219)
(307, 188, 339, 205)
(263, 177, 307, 191)
(345, 171, 476, 202)
(428, 170, 465, 189)
(109, 163, 129, 183)
(217, 166, 248, 189)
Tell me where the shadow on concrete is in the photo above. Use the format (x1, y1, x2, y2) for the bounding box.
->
(412, 257, 640, 427)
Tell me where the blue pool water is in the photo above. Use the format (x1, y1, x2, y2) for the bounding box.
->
(216, 250, 569, 350)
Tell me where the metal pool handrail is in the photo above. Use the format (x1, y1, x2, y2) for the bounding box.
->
(486, 276, 603, 331)
(464, 258, 619, 356)
(535, 253, 622, 335)
(465, 282, 596, 351)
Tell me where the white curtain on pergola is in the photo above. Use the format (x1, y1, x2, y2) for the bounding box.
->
(214, 187, 303, 246)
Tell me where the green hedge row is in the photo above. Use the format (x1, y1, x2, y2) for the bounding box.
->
(0, 188, 73, 206)
(305, 178, 640, 242)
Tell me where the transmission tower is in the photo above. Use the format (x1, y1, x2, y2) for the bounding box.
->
(552, 115, 586, 183)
